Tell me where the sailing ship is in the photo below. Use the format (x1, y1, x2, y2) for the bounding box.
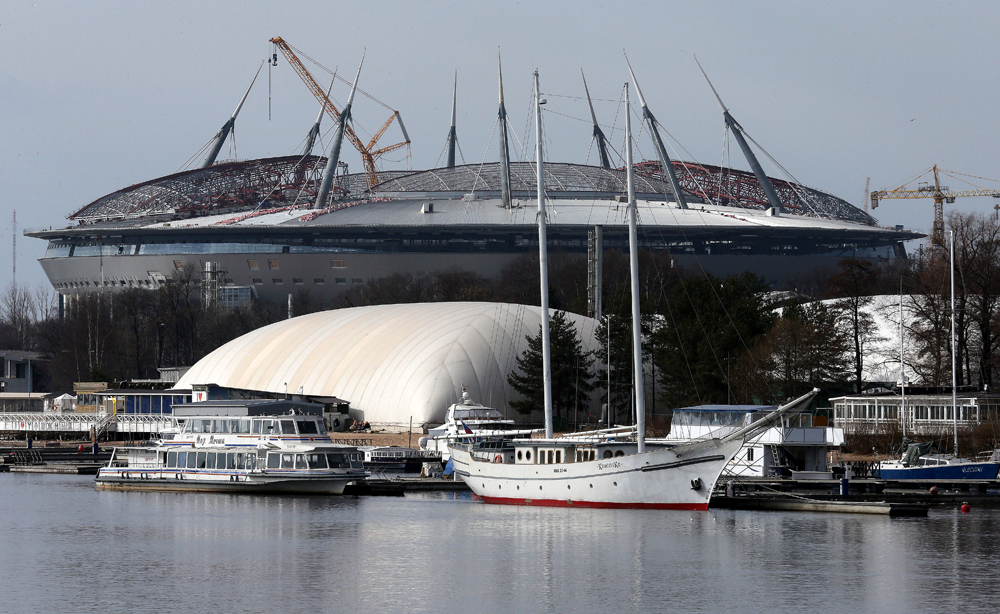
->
(449, 66, 817, 509)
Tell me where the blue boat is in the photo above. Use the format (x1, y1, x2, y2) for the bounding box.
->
(875, 442, 1000, 480)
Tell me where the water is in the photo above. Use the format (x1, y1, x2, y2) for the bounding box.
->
(1, 473, 998, 614)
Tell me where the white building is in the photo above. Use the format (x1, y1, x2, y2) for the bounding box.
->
(831, 392, 1000, 435)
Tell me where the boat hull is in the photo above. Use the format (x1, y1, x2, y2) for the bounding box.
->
(95, 469, 359, 494)
(450, 439, 743, 510)
(875, 462, 1000, 481)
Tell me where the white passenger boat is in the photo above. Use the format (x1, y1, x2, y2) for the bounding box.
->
(450, 69, 817, 510)
(419, 391, 537, 461)
(95, 401, 366, 494)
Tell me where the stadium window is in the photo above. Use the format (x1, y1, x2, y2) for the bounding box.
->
(330, 260, 347, 268)
(173, 260, 183, 270)
(272, 278, 283, 285)
(293, 278, 304, 285)
(314, 278, 325, 285)
(335, 278, 347, 284)
(252, 278, 263, 285)
(247, 259, 259, 270)
(268, 259, 280, 270)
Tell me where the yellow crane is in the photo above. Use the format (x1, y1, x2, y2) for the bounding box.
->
(871, 165, 1000, 246)
(270, 37, 410, 190)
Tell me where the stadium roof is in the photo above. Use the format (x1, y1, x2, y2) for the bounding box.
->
(173, 302, 602, 429)
(65, 157, 875, 226)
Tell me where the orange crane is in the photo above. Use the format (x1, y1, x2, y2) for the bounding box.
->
(270, 37, 410, 189)
(871, 165, 1000, 246)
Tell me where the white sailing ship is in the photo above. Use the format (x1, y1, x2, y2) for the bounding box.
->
(450, 67, 816, 509)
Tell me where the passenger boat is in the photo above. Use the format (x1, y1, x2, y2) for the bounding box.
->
(95, 402, 367, 494)
(419, 390, 537, 461)
(874, 443, 1000, 480)
(449, 68, 817, 510)
(359, 445, 442, 473)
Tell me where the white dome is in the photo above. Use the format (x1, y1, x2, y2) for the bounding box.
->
(175, 302, 601, 429)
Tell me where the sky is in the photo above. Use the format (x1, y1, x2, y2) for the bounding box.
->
(3, 0, 1000, 292)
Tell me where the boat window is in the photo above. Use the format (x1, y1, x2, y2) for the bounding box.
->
(295, 454, 308, 469)
(177, 451, 187, 468)
(192, 420, 204, 434)
(213, 420, 229, 434)
(555, 450, 561, 464)
(224, 453, 235, 470)
(246, 455, 257, 470)
(267, 453, 280, 469)
(186, 452, 197, 469)
(252, 420, 262, 435)
(206, 453, 216, 469)
(298, 420, 319, 435)
(517, 450, 522, 461)
(547, 450, 554, 464)
(614, 450, 625, 457)
(281, 454, 295, 469)
(525, 450, 532, 462)
(307, 454, 327, 469)
(603, 450, 613, 459)
(197, 452, 207, 468)
(263, 420, 276, 434)
(280, 420, 296, 435)
(235, 453, 244, 469)
(167, 451, 177, 468)
(327, 453, 346, 468)
(182, 421, 193, 433)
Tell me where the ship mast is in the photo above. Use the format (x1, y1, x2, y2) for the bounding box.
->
(535, 70, 554, 439)
(624, 83, 646, 453)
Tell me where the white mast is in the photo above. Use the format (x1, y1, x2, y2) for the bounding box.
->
(900, 279, 906, 438)
(535, 70, 554, 439)
(952, 229, 958, 456)
(625, 83, 646, 453)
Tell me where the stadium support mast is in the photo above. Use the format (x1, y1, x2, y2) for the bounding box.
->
(696, 57, 783, 214)
(497, 51, 513, 209)
(446, 71, 458, 169)
(303, 78, 335, 156)
(582, 70, 611, 169)
(315, 55, 363, 209)
(625, 55, 688, 210)
(203, 63, 263, 168)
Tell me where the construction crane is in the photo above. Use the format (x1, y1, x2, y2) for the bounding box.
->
(270, 37, 410, 190)
(871, 165, 1000, 246)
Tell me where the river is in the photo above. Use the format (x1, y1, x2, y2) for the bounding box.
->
(1, 473, 997, 613)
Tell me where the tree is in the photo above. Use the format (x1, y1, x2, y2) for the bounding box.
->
(826, 258, 881, 393)
(507, 311, 595, 421)
(652, 271, 774, 408)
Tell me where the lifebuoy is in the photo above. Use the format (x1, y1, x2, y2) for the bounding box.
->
(493, 455, 503, 463)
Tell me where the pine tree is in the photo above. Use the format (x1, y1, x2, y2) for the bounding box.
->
(507, 311, 595, 421)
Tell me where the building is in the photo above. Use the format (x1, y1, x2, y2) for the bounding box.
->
(1, 351, 46, 394)
(831, 392, 1000, 435)
(28, 158, 920, 310)
(174, 302, 603, 431)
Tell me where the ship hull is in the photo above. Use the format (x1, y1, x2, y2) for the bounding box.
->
(450, 438, 743, 510)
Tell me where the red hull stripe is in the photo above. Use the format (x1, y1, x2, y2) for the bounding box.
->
(477, 495, 709, 511)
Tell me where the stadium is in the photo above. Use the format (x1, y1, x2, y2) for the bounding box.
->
(28, 154, 920, 309)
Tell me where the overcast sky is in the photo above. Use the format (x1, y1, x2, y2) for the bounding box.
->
(3, 0, 999, 292)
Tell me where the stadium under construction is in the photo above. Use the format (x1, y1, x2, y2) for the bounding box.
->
(27, 52, 922, 311)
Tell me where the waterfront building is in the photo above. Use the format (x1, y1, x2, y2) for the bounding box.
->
(831, 392, 1000, 435)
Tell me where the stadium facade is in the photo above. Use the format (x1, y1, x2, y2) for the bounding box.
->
(28, 155, 920, 309)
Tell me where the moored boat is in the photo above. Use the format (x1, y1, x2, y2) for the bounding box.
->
(95, 400, 366, 494)
(874, 443, 1000, 480)
(419, 390, 537, 462)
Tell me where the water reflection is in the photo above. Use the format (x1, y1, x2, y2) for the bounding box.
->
(2, 474, 998, 613)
